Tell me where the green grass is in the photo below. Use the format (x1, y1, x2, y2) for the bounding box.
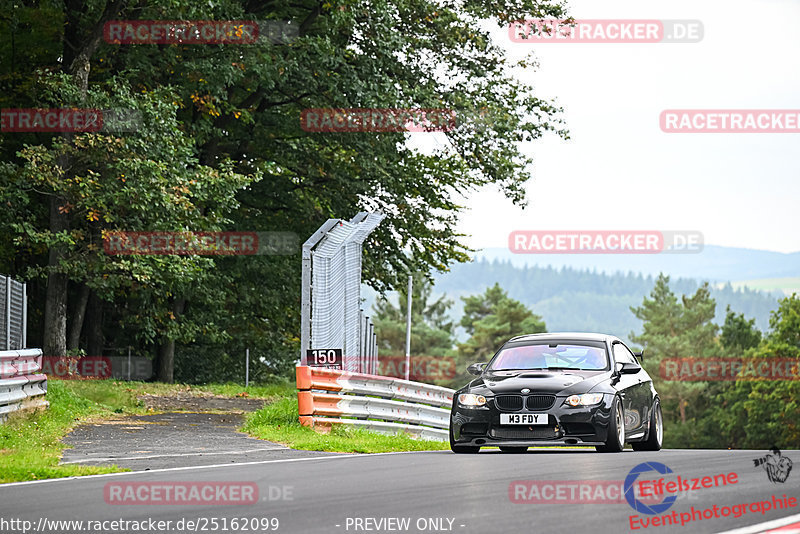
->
(0, 381, 125, 483)
(0, 379, 291, 483)
(241, 384, 449, 453)
(0, 378, 447, 483)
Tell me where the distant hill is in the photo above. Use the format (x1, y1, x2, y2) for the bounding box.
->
(473, 245, 800, 283)
(725, 277, 800, 296)
(363, 247, 787, 345)
(428, 260, 781, 344)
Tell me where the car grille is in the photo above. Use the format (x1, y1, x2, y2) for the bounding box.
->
(491, 426, 559, 440)
(495, 395, 524, 411)
(526, 395, 556, 410)
(494, 394, 556, 412)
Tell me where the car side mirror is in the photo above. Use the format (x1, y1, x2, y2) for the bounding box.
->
(632, 350, 643, 362)
(617, 361, 642, 374)
(467, 362, 487, 376)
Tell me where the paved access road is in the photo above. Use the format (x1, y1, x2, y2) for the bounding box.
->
(60, 411, 341, 469)
(1, 449, 798, 534)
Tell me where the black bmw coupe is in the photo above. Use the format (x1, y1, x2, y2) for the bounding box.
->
(449, 332, 662, 453)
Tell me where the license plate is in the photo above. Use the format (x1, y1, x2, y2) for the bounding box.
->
(500, 413, 548, 425)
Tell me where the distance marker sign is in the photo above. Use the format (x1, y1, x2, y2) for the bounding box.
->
(306, 349, 343, 370)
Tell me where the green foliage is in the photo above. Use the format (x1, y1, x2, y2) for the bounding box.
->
(456, 283, 546, 379)
(631, 277, 799, 450)
(714, 295, 800, 449)
(430, 260, 780, 339)
(2, 75, 255, 350)
(0, 0, 568, 380)
(630, 275, 719, 447)
(720, 306, 762, 356)
(372, 273, 456, 357)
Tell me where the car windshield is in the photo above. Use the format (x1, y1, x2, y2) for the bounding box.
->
(487, 343, 608, 371)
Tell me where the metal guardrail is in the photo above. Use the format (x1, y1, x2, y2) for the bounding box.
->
(296, 365, 454, 441)
(0, 349, 48, 422)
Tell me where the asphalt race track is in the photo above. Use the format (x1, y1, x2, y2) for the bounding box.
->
(1, 449, 798, 534)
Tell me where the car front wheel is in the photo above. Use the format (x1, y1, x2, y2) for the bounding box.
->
(596, 396, 625, 453)
(449, 426, 480, 454)
(632, 399, 663, 451)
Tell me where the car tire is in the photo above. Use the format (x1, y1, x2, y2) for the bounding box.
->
(632, 399, 663, 451)
(596, 396, 625, 453)
(499, 446, 528, 453)
(449, 426, 480, 454)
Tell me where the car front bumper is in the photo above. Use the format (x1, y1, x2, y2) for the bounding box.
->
(450, 394, 615, 447)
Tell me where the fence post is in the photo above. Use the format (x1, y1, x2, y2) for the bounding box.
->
(245, 348, 250, 387)
(5, 276, 10, 351)
(22, 283, 27, 349)
(404, 274, 412, 381)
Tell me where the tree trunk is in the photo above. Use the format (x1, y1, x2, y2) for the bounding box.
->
(44, 1, 127, 359)
(67, 283, 91, 351)
(43, 197, 69, 358)
(86, 292, 105, 357)
(157, 298, 186, 383)
(157, 339, 175, 384)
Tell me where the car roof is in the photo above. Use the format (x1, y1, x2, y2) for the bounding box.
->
(505, 332, 621, 344)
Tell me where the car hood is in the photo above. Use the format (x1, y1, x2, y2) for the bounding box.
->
(470, 370, 610, 396)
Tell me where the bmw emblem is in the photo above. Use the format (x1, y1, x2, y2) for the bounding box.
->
(521, 388, 531, 394)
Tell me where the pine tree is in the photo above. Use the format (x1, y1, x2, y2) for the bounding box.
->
(716, 295, 800, 449)
(371, 274, 456, 358)
(630, 274, 718, 436)
(720, 306, 762, 356)
(457, 283, 546, 365)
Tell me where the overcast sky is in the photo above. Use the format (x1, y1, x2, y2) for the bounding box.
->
(442, 0, 800, 254)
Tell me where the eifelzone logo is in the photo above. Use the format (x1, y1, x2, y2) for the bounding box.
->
(624, 462, 678, 515)
(625, 462, 740, 518)
(754, 447, 793, 484)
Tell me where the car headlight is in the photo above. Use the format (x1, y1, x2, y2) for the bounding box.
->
(565, 393, 604, 407)
(457, 393, 487, 407)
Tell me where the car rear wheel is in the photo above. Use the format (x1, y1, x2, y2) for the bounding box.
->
(632, 399, 663, 451)
(449, 426, 480, 454)
(499, 446, 528, 453)
(596, 396, 625, 453)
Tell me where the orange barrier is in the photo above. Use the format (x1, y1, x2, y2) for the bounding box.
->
(295, 365, 454, 440)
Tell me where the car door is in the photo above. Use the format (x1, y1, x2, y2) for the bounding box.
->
(611, 342, 650, 438)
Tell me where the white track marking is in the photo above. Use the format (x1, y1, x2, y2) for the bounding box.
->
(0, 450, 451, 488)
(715, 513, 800, 534)
(60, 447, 288, 464)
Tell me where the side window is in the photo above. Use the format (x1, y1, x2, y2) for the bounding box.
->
(613, 343, 636, 365)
